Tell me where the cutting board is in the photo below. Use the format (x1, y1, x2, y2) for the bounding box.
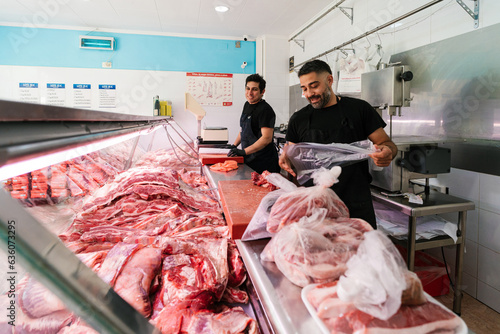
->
(199, 153, 244, 165)
(218, 179, 272, 239)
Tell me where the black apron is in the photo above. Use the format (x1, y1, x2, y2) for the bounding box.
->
(240, 108, 280, 174)
(303, 98, 377, 228)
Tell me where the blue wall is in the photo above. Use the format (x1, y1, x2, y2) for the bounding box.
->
(0, 26, 256, 74)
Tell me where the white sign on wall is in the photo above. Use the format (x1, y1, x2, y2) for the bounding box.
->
(99, 84, 117, 108)
(186, 72, 233, 106)
(46, 83, 66, 106)
(73, 84, 92, 108)
(18, 83, 40, 103)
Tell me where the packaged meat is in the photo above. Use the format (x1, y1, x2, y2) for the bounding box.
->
(267, 167, 349, 233)
(302, 282, 466, 334)
(261, 209, 372, 287)
(337, 231, 423, 320)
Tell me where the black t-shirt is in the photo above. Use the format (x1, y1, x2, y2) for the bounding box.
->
(285, 96, 386, 227)
(286, 96, 386, 144)
(241, 99, 276, 137)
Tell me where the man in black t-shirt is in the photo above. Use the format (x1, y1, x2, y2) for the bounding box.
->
(228, 74, 280, 173)
(280, 60, 397, 228)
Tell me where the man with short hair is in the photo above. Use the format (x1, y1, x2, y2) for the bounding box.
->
(228, 74, 280, 173)
(279, 59, 397, 228)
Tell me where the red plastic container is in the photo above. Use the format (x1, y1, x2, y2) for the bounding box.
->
(396, 245, 451, 297)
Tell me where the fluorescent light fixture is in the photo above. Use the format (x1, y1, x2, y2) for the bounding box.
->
(0, 126, 162, 181)
(80, 35, 115, 50)
(215, 5, 229, 13)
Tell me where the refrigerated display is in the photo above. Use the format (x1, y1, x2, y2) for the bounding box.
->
(0, 100, 256, 334)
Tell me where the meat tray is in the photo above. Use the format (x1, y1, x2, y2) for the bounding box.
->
(301, 283, 468, 334)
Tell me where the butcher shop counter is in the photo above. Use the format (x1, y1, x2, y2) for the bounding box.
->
(371, 187, 475, 316)
(236, 238, 325, 334)
(202, 163, 255, 201)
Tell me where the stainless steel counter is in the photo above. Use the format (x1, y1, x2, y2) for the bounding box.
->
(236, 239, 324, 334)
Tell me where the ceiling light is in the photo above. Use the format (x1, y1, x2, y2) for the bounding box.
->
(215, 5, 229, 13)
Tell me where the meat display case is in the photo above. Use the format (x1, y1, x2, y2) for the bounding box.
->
(0, 99, 198, 334)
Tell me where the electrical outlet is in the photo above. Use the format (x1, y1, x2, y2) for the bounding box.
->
(102, 61, 112, 68)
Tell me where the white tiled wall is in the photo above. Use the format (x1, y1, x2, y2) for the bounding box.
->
(287, 0, 500, 312)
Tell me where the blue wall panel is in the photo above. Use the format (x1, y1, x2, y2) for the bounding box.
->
(0, 26, 255, 74)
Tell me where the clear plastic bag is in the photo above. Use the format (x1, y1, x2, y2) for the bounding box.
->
(242, 173, 297, 241)
(261, 209, 370, 287)
(285, 140, 376, 184)
(266, 167, 349, 234)
(337, 230, 407, 320)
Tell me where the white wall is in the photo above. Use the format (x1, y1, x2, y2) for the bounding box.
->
(259, 35, 290, 127)
(288, 0, 500, 312)
(0, 65, 247, 145)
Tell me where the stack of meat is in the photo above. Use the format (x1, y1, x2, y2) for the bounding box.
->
(259, 167, 372, 287)
(134, 145, 200, 169)
(6, 165, 256, 334)
(3, 154, 118, 205)
(261, 209, 373, 287)
(304, 268, 463, 333)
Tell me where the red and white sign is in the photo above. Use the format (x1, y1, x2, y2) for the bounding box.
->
(187, 72, 233, 106)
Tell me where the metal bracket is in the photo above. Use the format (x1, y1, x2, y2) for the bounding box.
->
(339, 7, 353, 25)
(293, 39, 305, 51)
(456, 0, 479, 28)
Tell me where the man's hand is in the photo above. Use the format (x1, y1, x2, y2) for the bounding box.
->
(279, 142, 296, 177)
(369, 145, 393, 167)
(228, 148, 246, 157)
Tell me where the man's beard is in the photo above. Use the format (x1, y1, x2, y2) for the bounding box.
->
(309, 89, 331, 109)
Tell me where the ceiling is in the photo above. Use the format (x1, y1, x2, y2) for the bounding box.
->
(0, 0, 334, 39)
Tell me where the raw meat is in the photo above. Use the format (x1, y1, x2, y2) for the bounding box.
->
(262, 214, 372, 287)
(221, 286, 249, 304)
(187, 307, 258, 334)
(251, 170, 277, 191)
(267, 185, 349, 233)
(57, 323, 100, 334)
(134, 145, 200, 169)
(325, 301, 463, 334)
(306, 280, 461, 334)
(15, 307, 75, 334)
(227, 239, 247, 288)
(98, 243, 142, 286)
(160, 238, 228, 310)
(209, 160, 239, 172)
(114, 247, 162, 317)
(17, 276, 67, 318)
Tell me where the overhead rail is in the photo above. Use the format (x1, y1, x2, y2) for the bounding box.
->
(290, 0, 447, 70)
(288, 0, 348, 42)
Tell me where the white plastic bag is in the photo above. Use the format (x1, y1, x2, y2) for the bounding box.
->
(285, 140, 376, 184)
(266, 167, 349, 234)
(337, 230, 407, 320)
(242, 173, 297, 241)
(261, 209, 373, 287)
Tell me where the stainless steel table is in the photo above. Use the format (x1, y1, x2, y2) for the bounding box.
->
(371, 188, 475, 315)
(236, 239, 324, 334)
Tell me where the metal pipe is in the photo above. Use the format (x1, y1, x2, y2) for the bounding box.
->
(291, 0, 444, 70)
(288, 0, 347, 42)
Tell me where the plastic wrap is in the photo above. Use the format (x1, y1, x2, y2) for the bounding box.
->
(337, 230, 407, 320)
(285, 140, 376, 184)
(242, 173, 297, 241)
(261, 209, 372, 287)
(267, 167, 349, 233)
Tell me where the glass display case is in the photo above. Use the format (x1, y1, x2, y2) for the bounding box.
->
(0, 100, 254, 334)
